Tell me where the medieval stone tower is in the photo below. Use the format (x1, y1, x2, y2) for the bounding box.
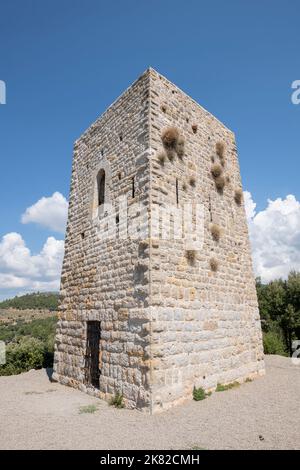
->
(53, 68, 265, 413)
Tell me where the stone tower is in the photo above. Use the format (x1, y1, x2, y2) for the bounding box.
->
(53, 68, 265, 413)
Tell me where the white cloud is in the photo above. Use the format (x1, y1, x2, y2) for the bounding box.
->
(245, 192, 300, 283)
(0, 232, 64, 294)
(244, 191, 257, 222)
(21, 192, 68, 234)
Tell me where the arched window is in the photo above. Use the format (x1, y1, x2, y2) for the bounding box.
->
(97, 169, 105, 206)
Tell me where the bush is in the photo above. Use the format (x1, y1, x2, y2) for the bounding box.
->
(0, 337, 45, 376)
(0, 316, 57, 376)
(193, 387, 206, 401)
(263, 331, 287, 355)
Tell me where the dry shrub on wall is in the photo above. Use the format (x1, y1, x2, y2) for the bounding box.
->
(157, 151, 166, 165)
(216, 142, 225, 158)
(186, 250, 196, 264)
(210, 258, 219, 272)
(211, 163, 223, 178)
(234, 188, 243, 205)
(215, 175, 225, 192)
(161, 127, 179, 149)
(189, 176, 196, 187)
(210, 224, 221, 242)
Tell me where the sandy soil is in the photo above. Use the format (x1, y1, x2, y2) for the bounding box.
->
(0, 355, 299, 450)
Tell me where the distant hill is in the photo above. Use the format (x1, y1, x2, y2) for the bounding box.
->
(0, 292, 59, 311)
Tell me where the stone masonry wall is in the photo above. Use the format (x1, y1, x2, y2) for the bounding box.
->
(148, 69, 265, 412)
(53, 70, 153, 411)
(53, 68, 265, 414)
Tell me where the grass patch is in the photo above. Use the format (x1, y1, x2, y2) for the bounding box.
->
(79, 404, 98, 414)
(216, 381, 240, 392)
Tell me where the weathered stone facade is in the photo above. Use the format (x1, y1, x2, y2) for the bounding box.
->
(53, 68, 265, 413)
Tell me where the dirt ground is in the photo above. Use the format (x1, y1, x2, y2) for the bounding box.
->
(0, 355, 299, 450)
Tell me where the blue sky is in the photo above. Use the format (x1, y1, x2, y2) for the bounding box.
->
(0, 0, 300, 299)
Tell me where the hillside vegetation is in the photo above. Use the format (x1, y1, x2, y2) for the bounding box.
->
(0, 316, 57, 376)
(0, 292, 59, 311)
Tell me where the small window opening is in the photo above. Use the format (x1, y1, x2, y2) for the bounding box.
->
(116, 214, 119, 225)
(132, 177, 135, 198)
(81, 232, 85, 240)
(101, 149, 104, 156)
(97, 169, 105, 206)
(176, 178, 179, 205)
(118, 172, 122, 180)
(119, 134, 123, 142)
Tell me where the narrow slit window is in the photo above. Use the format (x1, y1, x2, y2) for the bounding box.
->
(132, 177, 135, 198)
(176, 178, 179, 205)
(97, 169, 105, 206)
(208, 195, 212, 222)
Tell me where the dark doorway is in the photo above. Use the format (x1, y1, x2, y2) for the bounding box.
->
(85, 321, 101, 388)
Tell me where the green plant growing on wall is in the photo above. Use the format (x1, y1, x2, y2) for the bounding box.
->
(109, 392, 125, 408)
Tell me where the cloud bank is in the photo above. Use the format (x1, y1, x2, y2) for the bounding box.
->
(21, 192, 68, 234)
(245, 191, 300, 283)
(0, 232, 64, 293)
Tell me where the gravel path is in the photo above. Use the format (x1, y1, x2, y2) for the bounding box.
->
(0, 355, 299, 450)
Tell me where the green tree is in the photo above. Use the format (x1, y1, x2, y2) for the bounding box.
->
(256, 271, 300, 356)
